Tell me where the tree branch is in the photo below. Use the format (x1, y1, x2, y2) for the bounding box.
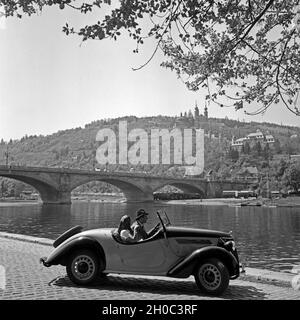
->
(228, 0, 275, 53)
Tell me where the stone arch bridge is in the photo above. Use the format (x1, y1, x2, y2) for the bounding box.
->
(0, 165, 251, 204)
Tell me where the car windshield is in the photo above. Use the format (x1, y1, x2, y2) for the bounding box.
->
(157, 210, 171, 228)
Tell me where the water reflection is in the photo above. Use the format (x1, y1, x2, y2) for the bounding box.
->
(40, 205, 72, 237)
(0, 201, 299, 272)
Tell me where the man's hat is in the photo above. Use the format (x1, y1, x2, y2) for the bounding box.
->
(136, 208, 149, 220)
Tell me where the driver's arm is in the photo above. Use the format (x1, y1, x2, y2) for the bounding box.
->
(132, 224, 147, 241)
(148, 223, 161, 237)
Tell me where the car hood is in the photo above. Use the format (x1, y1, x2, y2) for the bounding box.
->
(166, 226, 231, 238)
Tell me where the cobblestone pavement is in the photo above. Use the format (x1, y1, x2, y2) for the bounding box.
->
(0, 237, 300, 300)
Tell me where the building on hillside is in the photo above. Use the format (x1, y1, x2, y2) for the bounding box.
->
(176, 103, 227, 144)
(290, 154, 300, 162)
(173, 115, 194, 128)
(231, 129, 275, 151)
(246, 130, 264, 140)
(231, 137, 245, 148)
(272, 154, 290, 162)
(265, 134, 275, 143)
(177, 101, 209, 129)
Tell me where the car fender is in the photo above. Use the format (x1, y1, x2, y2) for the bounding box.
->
(42, 236, 106, 269)
(167, 246, 239, 278)
(53, 225, 83, 248)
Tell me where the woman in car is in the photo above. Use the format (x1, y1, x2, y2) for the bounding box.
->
(117, 215, 136, 243)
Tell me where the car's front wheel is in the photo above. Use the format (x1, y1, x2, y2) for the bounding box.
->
(66, 249, 99, 285)
(194, 258, 229, 296)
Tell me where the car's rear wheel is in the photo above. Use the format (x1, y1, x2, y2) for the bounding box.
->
(66, 249, 100, 285)
(194, 258, 229, 296)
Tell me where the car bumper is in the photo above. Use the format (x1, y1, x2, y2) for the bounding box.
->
(39, 257, 50, 267)
(230, 262, 245, 280)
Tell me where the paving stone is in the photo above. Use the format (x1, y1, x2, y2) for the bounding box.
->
(0, 237, 300, 300)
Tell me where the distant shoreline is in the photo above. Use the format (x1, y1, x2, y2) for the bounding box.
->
(1, 195, 300, 207)
(166, 196, 300, 208)
(0, 193, 126, 205)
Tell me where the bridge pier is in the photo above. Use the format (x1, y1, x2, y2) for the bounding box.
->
(123, 190, 154, 203)
(206, 182, 223, 198)
(40, 190, 71, 205)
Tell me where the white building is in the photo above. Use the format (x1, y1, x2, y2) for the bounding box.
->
(231, 130, 275, 148)
(265, 135, 275, 143)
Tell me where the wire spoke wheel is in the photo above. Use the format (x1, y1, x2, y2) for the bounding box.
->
(194, 258, 229, 296)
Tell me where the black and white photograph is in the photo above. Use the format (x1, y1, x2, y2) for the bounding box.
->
(0, 0, 300, 314)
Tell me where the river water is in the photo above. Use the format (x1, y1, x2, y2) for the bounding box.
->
(0, 200, 299, 273)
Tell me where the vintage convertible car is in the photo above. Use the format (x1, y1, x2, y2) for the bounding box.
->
(40, 211, 241, 295)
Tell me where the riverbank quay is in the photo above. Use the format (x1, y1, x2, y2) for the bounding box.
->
(2, 195, 300, 207)
(166, 196, 300, 207)
(0, 232, 299, 301)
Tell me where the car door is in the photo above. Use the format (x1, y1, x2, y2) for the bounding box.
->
(116, 237, 179, 275)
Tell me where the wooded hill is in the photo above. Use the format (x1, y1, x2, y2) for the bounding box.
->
(0, 115, 299, 197)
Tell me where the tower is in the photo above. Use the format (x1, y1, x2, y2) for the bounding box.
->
(194, 101, 199, 118)
(204, 102, 208, 119)
(194, 101, 200, 128)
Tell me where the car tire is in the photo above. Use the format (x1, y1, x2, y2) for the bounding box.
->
(66, 249, 100, 285)
(194, 258, 229, 296)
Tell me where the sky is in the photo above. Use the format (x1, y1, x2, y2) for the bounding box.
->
(0, 5, 299, 141)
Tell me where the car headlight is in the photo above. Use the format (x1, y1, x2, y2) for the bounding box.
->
(224, 240, 236, 251)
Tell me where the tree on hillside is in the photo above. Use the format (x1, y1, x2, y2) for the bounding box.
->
(276, 159, 288, 178)
(262, 143, 271, 160)
(243, 141, 251, 154)
(240, 144, 245, 154)
(273, 138, 282, 154)
(283, 141, 295, 155)
(252, 141, 262, 156)
(283, 162, 300, 192)
(217, 163, 232, 179)
(289, 135, 300, 153)
(228, 146, 239, 161)
(2, 1, 300, 116)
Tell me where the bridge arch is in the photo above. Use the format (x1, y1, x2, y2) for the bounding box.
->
(70, 176, 153, 202)
(153, 181, 206, 198)
(0, 174, 70, 204)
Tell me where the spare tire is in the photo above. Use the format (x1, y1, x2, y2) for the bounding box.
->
(53, 225, 83, 248)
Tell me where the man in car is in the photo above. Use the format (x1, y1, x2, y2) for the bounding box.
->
(131, 209, 160, 241)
